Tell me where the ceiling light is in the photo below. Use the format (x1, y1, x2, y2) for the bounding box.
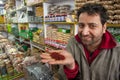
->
(0, 1, 3, 4)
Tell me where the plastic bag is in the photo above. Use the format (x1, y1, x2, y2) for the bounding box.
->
(24, 63, 53, 80)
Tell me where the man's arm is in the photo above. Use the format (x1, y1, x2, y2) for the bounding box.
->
(64, 62, 79, 80)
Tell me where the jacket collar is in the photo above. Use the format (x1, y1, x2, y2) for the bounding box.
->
(75, 30, 116, 49)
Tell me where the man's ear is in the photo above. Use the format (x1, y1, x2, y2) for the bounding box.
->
(103, 23, 107, 33)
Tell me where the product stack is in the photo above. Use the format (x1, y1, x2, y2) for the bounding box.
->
(0, 34, 25, 80)
(45, 24, 72, 49)
(75, 0, 120, 24)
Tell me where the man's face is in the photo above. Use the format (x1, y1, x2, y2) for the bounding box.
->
(78, 12, 106, 46)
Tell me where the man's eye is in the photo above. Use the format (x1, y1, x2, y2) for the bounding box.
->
(78, 24, 84, 28)
(89, 24, 97, 28)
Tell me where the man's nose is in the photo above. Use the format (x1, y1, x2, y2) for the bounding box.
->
(82, 27, 89, 35)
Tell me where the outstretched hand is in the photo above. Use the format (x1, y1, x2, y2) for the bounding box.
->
(40, 50, 75, 69)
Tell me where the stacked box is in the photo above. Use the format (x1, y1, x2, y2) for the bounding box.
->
(0, 16, 4, 23)
(35, 6, 43, 17)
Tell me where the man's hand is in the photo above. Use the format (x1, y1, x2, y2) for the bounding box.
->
(40, 50, 75, 70)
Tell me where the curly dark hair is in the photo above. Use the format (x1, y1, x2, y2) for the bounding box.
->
(77, 3, 109, 25)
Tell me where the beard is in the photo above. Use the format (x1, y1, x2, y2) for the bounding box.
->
(78, 33, 102, 46)
(81, 36, 94, 46)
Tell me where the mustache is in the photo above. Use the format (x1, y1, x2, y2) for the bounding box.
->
(81, 35, 90, 37)
(78, 34, 91, 38)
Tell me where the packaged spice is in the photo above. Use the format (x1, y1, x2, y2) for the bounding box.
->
(0, 61, 7, 76)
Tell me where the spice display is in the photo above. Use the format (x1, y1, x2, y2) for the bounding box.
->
(0, 35, 25, 79)
(75, 0, 120, 24)
(50, 52, 65, 60)
(45, 25, 73, 49)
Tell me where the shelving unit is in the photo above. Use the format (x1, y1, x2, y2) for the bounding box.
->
(3, 0, 120, 51)
(4, 0, 44, 53)
(4, 0, 76, 51)
(0, 33, 25, 80)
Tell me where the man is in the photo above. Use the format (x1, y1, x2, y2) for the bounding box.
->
(40, 3, 120, 80)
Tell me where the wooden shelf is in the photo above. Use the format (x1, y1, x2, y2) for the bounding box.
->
(44, 0, 70, 3)
(45, 22, 76, 25)
(107, 24, 120, 27)
(27, 2, 43, 7)
(0, 22, 5, 24)
(31, 41, 45, 51)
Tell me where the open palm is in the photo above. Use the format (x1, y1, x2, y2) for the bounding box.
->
(40, 50, 75, 69)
